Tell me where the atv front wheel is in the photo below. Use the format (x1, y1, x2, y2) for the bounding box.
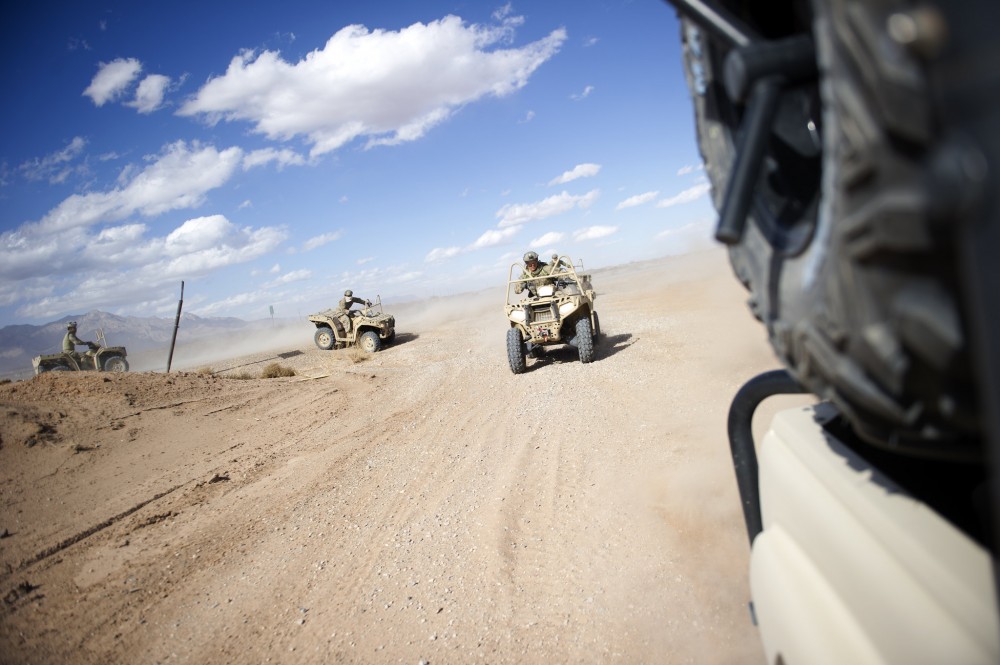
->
(359, 331, 382, 353)
(103, 356, 129, 372)
(506, 327, 526, 374)
(575, 317, 595, 364)
(314, 327, 335, 350)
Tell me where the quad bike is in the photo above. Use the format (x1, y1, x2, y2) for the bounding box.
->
(504, 256, 599, 374)
(667, 0, 1000, 662)
(32, 329, 129, 375)
(307, 296, 396, 353)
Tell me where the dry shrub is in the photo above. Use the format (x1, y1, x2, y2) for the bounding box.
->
(225, 370, 257, 380)
(261, 363, 296, 378)
(348, 347, 370, 364)
(196, 366, 213, 375)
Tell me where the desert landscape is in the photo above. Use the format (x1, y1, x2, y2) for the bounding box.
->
(0, 248, 811, 664)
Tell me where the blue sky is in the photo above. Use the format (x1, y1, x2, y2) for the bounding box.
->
(0, 0, 715, 326)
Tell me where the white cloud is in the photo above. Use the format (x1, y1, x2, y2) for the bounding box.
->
(302, 231, 342, 251)
(32, 141, 243, 236)
(497, 189, 599, 227)
(178, 16, 566, 157)
(10, 214, 287, 320)
(468, 225, 520, 250)
(19, 137, 88, 184)
(676, 163, 704, 176)
(126, 74, 171, 113)
(570, 85, 594, 101)
(584, 36, 599, 47)
(616, 191, 659, 210)
(266, 269, 312, 287)
(518, 110, 535, 124)
(656, 182, 711, 209)
(573, 225, 617, 241)
(238, 199, 253, 210)
(425, 246, 461, 262)
(83, 58, 142, 106)
(357, 256, 374, 265)
(548, 163, 600, 186)
(243, 148, 307, 170)
(530, 231, 565, 246)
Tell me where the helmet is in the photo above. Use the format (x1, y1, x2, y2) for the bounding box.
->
(344, 289, 353, 297)
(523, 251, 538, 263)
(551, 254, 559, 261)
(67, 321, 77, 330)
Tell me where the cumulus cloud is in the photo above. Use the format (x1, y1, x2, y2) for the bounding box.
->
(573, 225, 617, 241)
(266, 268, 312, 287)
(468, 225, 520, 250)
(530, 231, 565, 246)
(178, 15, 566, 157)
(548, 163, 600, 186)
(0, 139, 284, 319)
(242, 148, 307, 170)
(126, 74, 171, 113)
(616, 191, 659, 210)
(656, 182, 711, 208)
(10, 214, 286, 320)
(302, 231, 342, 251)
(425, 246, 462, 263)
(83, 58, 142, 106)
(19, 137, 88, 184)
(31, 141, 243, 236)
(497, 189, 599, 227)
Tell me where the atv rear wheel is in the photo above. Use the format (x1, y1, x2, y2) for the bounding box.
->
(314, 327, 335, 350)
(359, 330, 382, 353)
(506, 327, 526, 374)
(103, 356, 129, 372)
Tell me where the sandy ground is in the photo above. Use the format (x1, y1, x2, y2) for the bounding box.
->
(0, 248, 810, 664)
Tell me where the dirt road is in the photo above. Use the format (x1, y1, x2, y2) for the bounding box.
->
(1, 249, 801, 664)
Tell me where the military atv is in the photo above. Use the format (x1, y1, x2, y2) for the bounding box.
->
(32, 329, 129, 375)
(504, 256, 598, 374)
(307, 296, 396, 353)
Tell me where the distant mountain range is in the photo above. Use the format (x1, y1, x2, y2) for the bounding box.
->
(0, 310, 275, 380)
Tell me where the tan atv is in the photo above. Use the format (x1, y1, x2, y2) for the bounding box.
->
(32, 329, 129, 375)
(504, 256, 598, 373)
(307, 296, 396, 353)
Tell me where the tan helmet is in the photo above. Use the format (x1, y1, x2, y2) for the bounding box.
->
(344, 289, 353, 297)
(523, 251, 538, 263)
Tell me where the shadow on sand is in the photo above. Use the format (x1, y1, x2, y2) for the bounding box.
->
(523, 332, 635, 372)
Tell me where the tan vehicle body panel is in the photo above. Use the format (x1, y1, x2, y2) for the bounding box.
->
(752, 403, 1000, 665)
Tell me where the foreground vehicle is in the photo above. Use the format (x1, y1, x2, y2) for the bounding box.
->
(668, 0, 1000, 662)
(504, 256, 598, 373)
(307, 296, 395, 353)
(32, 330, 129, 374)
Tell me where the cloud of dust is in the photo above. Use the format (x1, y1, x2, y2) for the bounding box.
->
(128, 320, 314, 372)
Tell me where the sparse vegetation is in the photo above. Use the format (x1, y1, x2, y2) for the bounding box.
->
(196, 367, 213, 375)
(216, 363, 296, 380)
(261, 363, 296, 378)
(348, 347, 370, 364)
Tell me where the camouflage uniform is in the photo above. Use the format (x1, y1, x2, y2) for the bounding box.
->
(336, 294, 369, 333)
(515, 261, 553, 295)
(63, 328, 90, 353)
